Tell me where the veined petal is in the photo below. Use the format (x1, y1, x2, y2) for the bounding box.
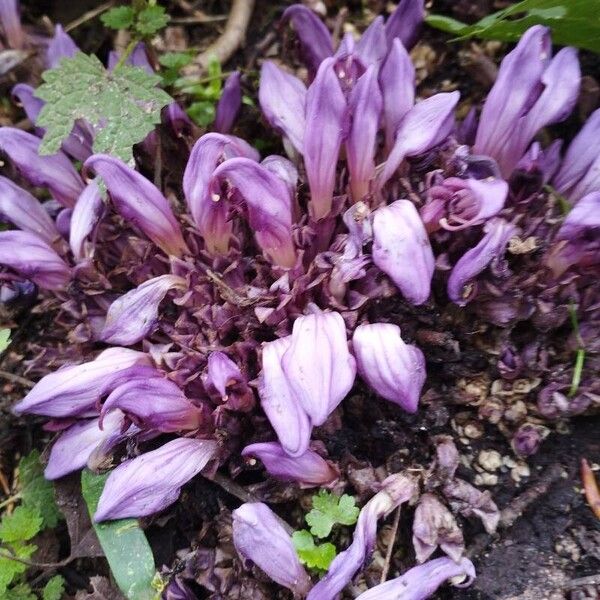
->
(214, 71, 242, 134)
(384, 0, 424, 50)
(94, 438, 218, 521)
(205, 351, 244, 398)
(355, 16, 387, 68)
(84, 154, 188, 256)
(69, 179, 104, 261)
(46, 24, 78, 69)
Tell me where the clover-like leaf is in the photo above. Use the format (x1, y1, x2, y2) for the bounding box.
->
(136, 5, 169, 36)
(42, 576, 66, 600)
(292, 530, 337, 571)
(305, 491, 360, 538)
(101, 6, 135, 30)
(0, 506, 42, 543)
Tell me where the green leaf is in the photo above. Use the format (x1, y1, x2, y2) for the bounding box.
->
(187, 101, 216, 127)
(158, 52, 194, 70)
(101, 6, 135, 30)
(292, 530, 337, 571)
(0, 544, 36, 594)
(426, 0, 600, 53)
(0, 506, 43, 543)
(135, 5, 169, 36)
(5, 583, 37, 600)
(305, 491, 360, 539)
(19, 450, 62, 529)
(0, 329, 10, 352)
(81, 470, 156, 600)
(42, 575, 65, 600)
(36, 52, 172, 163)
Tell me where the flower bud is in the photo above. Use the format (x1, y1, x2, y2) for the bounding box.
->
(214, 71, 242, 134)
(69, 179, 104, 261)
(204, 351, 254, 412)
(46, 24, 78, 69)
(384, 0, 424, 51)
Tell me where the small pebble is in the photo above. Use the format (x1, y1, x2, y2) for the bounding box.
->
(478, 449, 503, 472)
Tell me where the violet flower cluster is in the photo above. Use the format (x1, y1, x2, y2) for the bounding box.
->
(0, 0, 598, 597)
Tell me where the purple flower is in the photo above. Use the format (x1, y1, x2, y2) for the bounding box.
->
(69, 180, 104, 261)
(282, 310, 356, 426)
(0, 128, 84, 207)
(304, 57, 347, 220)
(258, 337, 312, 457)
(13, 348, 151, 417)
(0, 175, 59, 244)
(261, 155, 299, 206)
(212, 157, 297, 267)
(474, 26, 580, 178)
(182, 133, 259, 255)
(448, 218, 517, 306)
(100, 275, 187, 346)
(372, 199, 435, 305)
(107, 42, 153, 74)
(384, 0, 425, 51)
(242, 441, 339, 488)
(46, 24, 78, 69)
(281, 5, 334, 77)
(307, 473, 417, 600)
(0, 0, 24, 49)
(443, 478, 499, 534)
(355, 17, 387, 68)
(346, 66, 382, 201)
(378, 92, 459, 189)
(512, 423, 548, 457)
(94, 437, 218, 521)
(352, 323, 426, 413)
(380, 38, 415, 153)
(214, 71, 242, 134)
(204, 351, 254, 411)
(84, 154, 188, 257)
(0, 230, 70, 290)
(355, 556, 475, 600)
(259, 61, 306, 155)
(232, 502, 311, 596)
(12, 83, 44, 124)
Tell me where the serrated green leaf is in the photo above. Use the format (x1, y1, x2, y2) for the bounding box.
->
(0, 506, 42, 543)
(292, 530, 337, 571)
(306, 491, 360, 538)
(0, 329, 10, 352)
(158, 52, 193, 70)
(0, 543, 36, 594)
(35, 52, 172, 163)
(101, 6, 135, 30)
(19, 450, 62, 529)
(81, 470, 156, 600)
(5, 583, 37, 600)
(42, 575, 65, 600)
(136, 5, 169, 36)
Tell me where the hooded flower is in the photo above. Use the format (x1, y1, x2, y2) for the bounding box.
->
(355, 556, 475, 600)
(447, 218, 517, 306)
(94, 437, 218, 521)
(384, 0, 424, 51)
(0, 0, 24, 49)
(307, 473, 417, 600)
(100, 275, 187, 346)
(372, 199, 435, 305)
(282, 310, 356, 426)
(203, 351, 254, 411)
(232, 502, 311, 596)
(0, 128, 84, 207)
(242, 441, 339, 488)
(352, 323, 426, 413)
(13, 348, 151, 417)
(214, 71, 242, 134)
(69, 179, 104, 261)
(84, 154, 188, 256)
(46, 24, 78, 68)
(0, 230, 70, 290)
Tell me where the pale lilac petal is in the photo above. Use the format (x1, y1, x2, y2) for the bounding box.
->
(384, 0, 424, 50)
(46, 24, 78, 69)
(94, 438, 218, 521)
(100, 274, 186, 346)
(205, 351, 243, 398)
(443, 478, 500, 534)
(261, 155, 299, 201)
(233, 502, 311, 596)
(69, 179, 104, 261)
(12, 83, 44, 123)
(355, 16, 387, 68)
(214, 71, 242, 134)
(0, 0, 24, 49)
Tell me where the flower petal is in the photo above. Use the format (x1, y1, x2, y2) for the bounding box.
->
(214, 71, 242, 134)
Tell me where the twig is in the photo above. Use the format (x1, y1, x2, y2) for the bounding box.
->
(0, 370, 35, 388)
(0, 493, 22, 510)
(380, 506, 401, 584)
(581, 458, 600, 519)
(169, 15, 228, 25)
(65, 0, 116, 32)
(0, 549, 73, 570)
(185, 0, 255, 76)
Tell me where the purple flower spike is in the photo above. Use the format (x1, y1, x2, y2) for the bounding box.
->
(46, 24, 78, 69)
(378, 92, 459, 189)
(282, 311, 356, 426)
(352, 323, 426, 413)
(182, 133, 258, 255)
(45, 411, 126, 480)
(304, 57, 347, 219)
(214, 71, 242, 134)
(347, 66, 382, 201)
(355, 556, 476, 600)
(448, 218, 517, 306)
(0, 128, 84, 208)
(69, 180, 104, 261)
(281, 5, 334, 77)
(259, 61, 307, 155)
(0, 230, 70, 290)
(100, 376, 205, 432)
(380, 38, 415, 153)
(84, 154, 188, 256)
(259, 337, 312, 457)
(212, 157, 297, 268)
(384, 0, 425, 51)
(0, 175, 59, 244)
(232, 502, 311, 596)
(307, 473, 417, 600)
(13, 348, 151, 417)
(0, 0, 24, 49)
(94, 438, 218, 521)
(372, 200, 435, 305)
(355, 16, 387, 68)
(242, 441, 339, 488)
(100, 274, 186, 346)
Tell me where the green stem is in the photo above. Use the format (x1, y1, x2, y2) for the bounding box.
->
(568, 303, 586, 397)
(113, 38, 139, 72)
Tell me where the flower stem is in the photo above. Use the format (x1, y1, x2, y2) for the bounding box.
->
(568, 303, 586, 397)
